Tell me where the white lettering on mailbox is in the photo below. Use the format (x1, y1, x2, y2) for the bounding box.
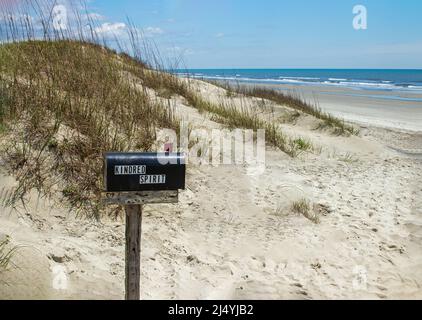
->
(115, 165, 146, 175)
(140, 175, 166, 185)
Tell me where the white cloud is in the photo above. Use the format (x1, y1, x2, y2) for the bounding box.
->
(144, 26, 164, 36)
(84, 13, 105, 22)
(167, 46, 194, 55)
(0, 13, 34, 22)
(94, 22, 127, 36)
(215, 32, 225, 38)
(92, 23, 164, 40)
(168, 46, 182, 51)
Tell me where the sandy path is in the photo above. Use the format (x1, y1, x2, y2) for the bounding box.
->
(1, 81, 421, 300)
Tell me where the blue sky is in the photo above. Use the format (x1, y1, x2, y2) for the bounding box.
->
(3, 0, 422, 68)
(85, 0, 422, 69)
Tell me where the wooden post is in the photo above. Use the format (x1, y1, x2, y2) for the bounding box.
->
(125, 204, 142, 300)
(103, 152, 185, 301)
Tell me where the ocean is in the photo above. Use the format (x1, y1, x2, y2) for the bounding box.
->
(173, 69, 422, 93)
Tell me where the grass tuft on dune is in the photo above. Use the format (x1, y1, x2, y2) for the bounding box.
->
(211, 82, 359, 136)
(0, 40, 179, 218)
(0, 236, 17, 274)
(0, 0, 339, 217)
(125, 66, 315, 157)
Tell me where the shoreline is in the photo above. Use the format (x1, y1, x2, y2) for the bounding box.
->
(208, 80, 422, 133)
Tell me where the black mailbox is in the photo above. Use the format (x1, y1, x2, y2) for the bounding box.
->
(104, 152, 186, 192)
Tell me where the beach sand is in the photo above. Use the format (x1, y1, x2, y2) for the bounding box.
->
(241, 82, 422, 132)
(1, 79, 421, 300)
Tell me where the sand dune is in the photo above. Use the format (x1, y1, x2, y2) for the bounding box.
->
(243, 82, 422, 132)
(1, 79, 422, 300)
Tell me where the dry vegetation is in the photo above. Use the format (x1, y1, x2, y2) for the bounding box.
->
(0, 79, 7, 133)
(209, 81, 359, 136)
(124, 66, 314, 156)
(0, 236, 17, 274)
(0, 0, 348, 218)
(292, 198, 320, 224)
(0, 0, 183, 218)
(0, 39, 182, 217)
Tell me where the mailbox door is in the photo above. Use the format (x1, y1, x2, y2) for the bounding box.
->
(104, 153, 185, 192)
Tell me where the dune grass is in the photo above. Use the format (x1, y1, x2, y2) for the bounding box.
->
(0, 0, 182, 218)
(0, 40, 181, 217)
(0, 82, 7, 133)
(0, 236, 17, 273)
(210, 82, 359, 136)
(0, 0, 316, 217)
(124, 67, 314, 157)
(292, 199, 320, 224)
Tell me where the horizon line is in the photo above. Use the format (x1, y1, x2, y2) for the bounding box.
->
(173, 68, 422, 71)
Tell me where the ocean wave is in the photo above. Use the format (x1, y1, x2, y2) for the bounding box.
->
(279, 76, 320, 80)
(339, 81, 397, 88)
(329, 78, 347, 81)
(407, 85, 422, 90)
(175, 73, 422, 92)
(278, 78, 305, 83)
